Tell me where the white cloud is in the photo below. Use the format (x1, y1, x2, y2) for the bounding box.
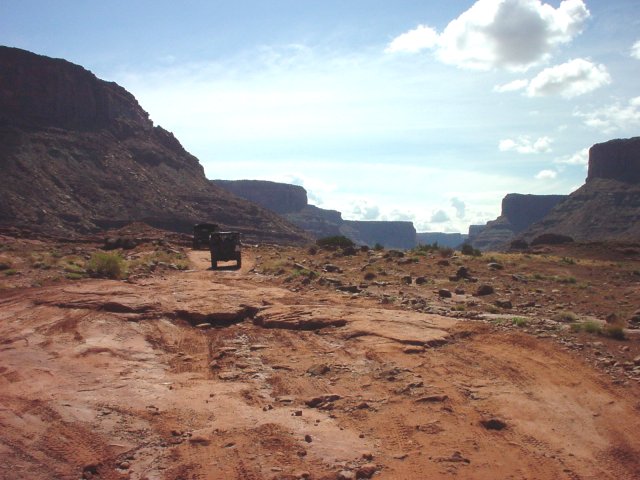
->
(430, 210, 451, 223)
(499, 136, 552, 154)
(632, 40, 640, 60)
(555, 147, 588, 166)
(535, 169, 558, 180)
(526, 58, 610, 98)
(387, 0, 590, 71)
(576, 96, 640, 134)
(385, 25, 438, 54)
(494, 79, 528, 92)
(451, 197, 466, 219)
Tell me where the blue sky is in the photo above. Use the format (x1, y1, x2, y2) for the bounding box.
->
(2, 1, 639, 232)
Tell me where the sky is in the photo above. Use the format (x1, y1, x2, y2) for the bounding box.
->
(1, 1, 639, 233)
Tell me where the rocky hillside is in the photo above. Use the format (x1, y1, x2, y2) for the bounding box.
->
(0, 46, 308, 244)
(470, 194, 567, 251)
(522, 137, 640, 243)
(214, 179, 417, 249)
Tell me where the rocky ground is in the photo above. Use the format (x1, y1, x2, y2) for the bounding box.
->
(1, 229, 639, 480)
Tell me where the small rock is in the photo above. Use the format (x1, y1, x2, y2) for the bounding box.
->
(634, 356, 640, 366)
(306, 394, 341, 408)
(324, 264, 342, 273)
(454, 287, 465, 295)
(480, 418, 507, 430)
(356, 463, 378, 479)
(307, 364, 331, 376)
(415, 276, 428, 285)
(337, 470, 356, 480)
(304, 434, 313, 443)
(393, 452, 409, 460)
(437, 259, 450, 266)
(495, 299, 512, 309)
(403, 346, 425, 354)
(487, 262, 504, 270)
(475, 284, 494, 296)
(195, 322, 211, 329)
(438, 289, 452, 298)
(188, 435, 211, 446)
(362, 452, 374, 461)
(401, 275, 412, 285)
(456, 266, 471, 279)
(416, 395, 448, 403)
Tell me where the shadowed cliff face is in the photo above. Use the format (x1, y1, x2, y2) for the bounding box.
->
(0, 46, 309, 244)
(470, 194, 567, 251)
(213, 179, 418, 249)
(522, 136, 640, 244)
(587, 137, 640, 184)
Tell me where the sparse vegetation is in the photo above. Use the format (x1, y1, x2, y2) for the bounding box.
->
(316, 235, 355, 250)
(3, 269, 18, 276)
(512, 317, 528, 327)
(603, 325, 626, 340)
(87, 252, 126, 279)
(560, 256, 577, 265)
(461, 243, 482, 257)
(554, 311, 579, 323)
(373, 242, 384, 251)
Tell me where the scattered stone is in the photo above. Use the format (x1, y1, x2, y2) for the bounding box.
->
(337, 285, 361, 293)
(437, 451, 470, 464)
(356, 463, 378, 478)
(455, 266, 471, 280)
(487, 262, 504, 270)
(337, 470, 356, 480)
(495, 299, 512, 309)
(438, 289, 452, 298)
(415, 276, 427, 285)
(393, 452, 409, 460)
(324, 264, 342, 273)
(195, 322, 211, 329)
(416, 395, 448, 403)
(305, 394, 341, 408)
(218, 372, 240, 381)
(401, 275, 412, 285)
(454, 287, 465, 295)
(364, 272, 376, 281)
(307, 364, 331, 376)
(403, 346, 425, 354)
(437, 259, 450, 266)
(475, 285, 494, 296)
(634, 356, 640, 366)
(480, 419, 507, 430)
(188, 435, 211, 446)
(362, 452, 374, 461)
(304, 434, 313, 443)
(511, 274, 528, 283)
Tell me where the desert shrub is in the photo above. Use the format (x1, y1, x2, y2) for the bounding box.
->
(0, 259, 12, 271)
(461, 243, 482, 257)
(554, 311, 578, 323)
(570, 320, 602, 334)
(555, 275, 577, 284)
(603, 325, 626, 340)
(316, 236, 355, 250)
(560, 256, 576, 265)
(87, 252, 125, 279)
(3, 269, 17, 276)
(373, 243, 384, 251)
(439, 247, 455, 258)
(511, 317, 528, 327)
(65, 272, 84, 280)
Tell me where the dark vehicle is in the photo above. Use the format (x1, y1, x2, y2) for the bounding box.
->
(193, 223, 218, 250)
(210, 231, 241, 269)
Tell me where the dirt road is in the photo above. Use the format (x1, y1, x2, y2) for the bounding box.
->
(1, 248, 639, 479)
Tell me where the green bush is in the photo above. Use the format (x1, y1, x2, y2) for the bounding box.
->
(461, 243, 482, 257)
(554, 311, 578, 323)
(87, 252, 126, 279)
(316, 236, 355, 249)
(373, 243, 385, 251)
(512, 317, 528, 327)
(603, 325, 626, 340)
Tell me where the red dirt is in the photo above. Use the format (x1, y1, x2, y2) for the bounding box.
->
(1, 236, 639, 480)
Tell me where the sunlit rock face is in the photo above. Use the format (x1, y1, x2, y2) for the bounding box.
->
(0, 46, 308, 244)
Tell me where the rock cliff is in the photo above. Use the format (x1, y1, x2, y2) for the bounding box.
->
(470, 194, 567, 251)
(214, 179, 417, 248)
(0, 46, 308, 244)
(522, 137, 640, 243)
(416, 232, 467, 248)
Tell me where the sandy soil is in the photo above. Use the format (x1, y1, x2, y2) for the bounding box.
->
(1, 237, 639, 480)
